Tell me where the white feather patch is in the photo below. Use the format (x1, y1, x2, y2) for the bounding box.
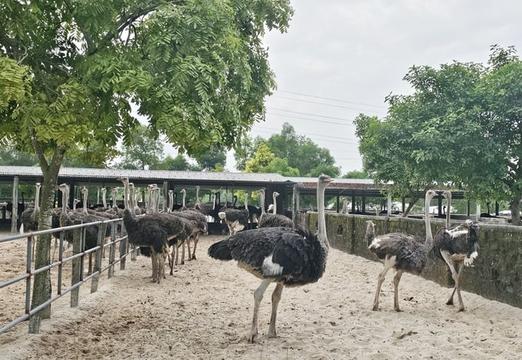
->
(464, 251, 478, 267)
(218, 212, 226, 220)
(262, 254, 284, 277)
(446, 228, 468, 238)
(369, 237, 382, 249)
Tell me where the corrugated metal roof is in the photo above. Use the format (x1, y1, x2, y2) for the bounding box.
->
(0, 165, 290, 184)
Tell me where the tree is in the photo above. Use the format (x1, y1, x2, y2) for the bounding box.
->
(245, 143, 299, 176)
(237, 123, 340, 176)
(356, 46, 522, 223)
(117, 124, 164, 170)
(192, 146, 226, 171)
(0, 0, 293, 332)
(342, 169, 369, 179)
(0, 143, 37, 166)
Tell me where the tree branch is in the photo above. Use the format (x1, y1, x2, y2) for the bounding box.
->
(29, 128, 49, 173)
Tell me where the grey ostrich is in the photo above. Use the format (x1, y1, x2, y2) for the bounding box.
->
(218, 192, 249, 235)
(208, 175, 332, 342)
(433, 190, 480, 312)
(258, 189, 294, 228)
(20, 182, 41, 233)
(366, 189, 437, 312)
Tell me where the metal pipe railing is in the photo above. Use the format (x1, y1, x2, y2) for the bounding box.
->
(0, 217, 135, 335)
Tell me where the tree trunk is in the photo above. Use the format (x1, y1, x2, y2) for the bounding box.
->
(510, 195, 521, 226)
(29, 148, 64, 333)
(401, 196, 419, 217)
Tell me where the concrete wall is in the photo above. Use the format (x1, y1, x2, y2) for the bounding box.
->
(303, 212, 522, 308)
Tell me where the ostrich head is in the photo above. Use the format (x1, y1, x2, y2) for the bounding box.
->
(101, 187, 106, 195)
(318, 174, 333, 184)
(273, 191, 280, 198)
(181, 188, 186, 194)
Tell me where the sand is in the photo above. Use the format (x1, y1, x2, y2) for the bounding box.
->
(0, 235, 521, 360)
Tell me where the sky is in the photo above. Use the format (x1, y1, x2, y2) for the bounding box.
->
(170, 0, 522, 173)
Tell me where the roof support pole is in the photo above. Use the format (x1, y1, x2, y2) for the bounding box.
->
(292, 184, 300, 226)
(10, 176, 19, 233)
(387, 192, 392, 217)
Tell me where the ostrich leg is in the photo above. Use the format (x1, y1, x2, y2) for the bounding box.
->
(393, 270, 403, 312)
(372, 255, 395, 311)
(248, 279, 271, 343)
(268, 283, 284, 338)
(454, 262, 465, 312)
(191, 234, 199, 260)
(441, 251, 460, 307)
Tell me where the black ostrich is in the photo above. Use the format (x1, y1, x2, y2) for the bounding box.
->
(218, 192, 249, 235)
(120, 178, 187, 283)
(365, 189, 437, 311)
(433, 190, 480, 312)
(258, 189, 294, 228)
(20, 182, 41, 233)
(208, 175, 332, 342)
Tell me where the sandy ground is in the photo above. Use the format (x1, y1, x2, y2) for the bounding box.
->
(0, 235, 521, 360)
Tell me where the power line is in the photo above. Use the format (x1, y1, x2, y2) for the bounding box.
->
(252, 126, 358, 145)
(272, 95, 382, 112)
(268, 107, 355, 122)
(267, 112, 354, 127)
(278, 90, 387, 109)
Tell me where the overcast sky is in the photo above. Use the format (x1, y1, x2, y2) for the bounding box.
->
(220, 0, 521, 174)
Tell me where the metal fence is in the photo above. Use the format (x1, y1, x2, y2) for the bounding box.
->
(0, 217, 136, 334)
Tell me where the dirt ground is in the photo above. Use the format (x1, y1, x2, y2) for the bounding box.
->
(0, 235, 521, 360)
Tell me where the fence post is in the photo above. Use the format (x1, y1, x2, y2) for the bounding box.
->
(25, 235, 33, 326)
(71, 228, 82, 307)
(91, 223, 105, 293)
(120, 223, 127, 270)
(108, 222, 116, 278)
(10, 176, 19, 233)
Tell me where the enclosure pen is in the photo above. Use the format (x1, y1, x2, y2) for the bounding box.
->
(0, 217, 133, 334)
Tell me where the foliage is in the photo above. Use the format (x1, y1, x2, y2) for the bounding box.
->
(244, 143, 299, 176)
(237, 123, 340, 177)
(116, 124, 164, 170)
(342, 169, 369, 179)
(191, 146, 226, 171)
(152, 154, 201, 171)
(355, 45, 522, 223)
(0, 143, 37, 166)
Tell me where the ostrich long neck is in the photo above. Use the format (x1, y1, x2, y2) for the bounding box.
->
(182, 191, 186, 208)
(102, 190, 107, 208)
(260, 191, 266, 215)
(272, 193, 277, 214)
(445, 192, 452, 228)
(317, 182, 328, 246)
(244, 193, 248, 210)
(34, 185, 41, 212)
(82, 190, 88, 214)
(196, 186, 200, 204)
(425, 193, 433, 247)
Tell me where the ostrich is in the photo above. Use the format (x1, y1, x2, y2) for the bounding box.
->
(59, 185, 107, 274)
(218, 192, 249, 235)
(120, 178, 188, 283)
(208, 175, 332, 342)
(433, 190, 480, 312)
(20, 182, 41, 233)
(366, 189, 437, 312)
(258, 189, 294, 228)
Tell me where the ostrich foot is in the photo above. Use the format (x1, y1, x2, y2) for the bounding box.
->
(268, 328, 277, 338)
(394, 306, 402, 312)
(446, 298, 454, 306)
(457, 306, 465, 312)
(247, 329, 258, 343)
(191, 254, 197, 260)
(372, 304, 379, 311)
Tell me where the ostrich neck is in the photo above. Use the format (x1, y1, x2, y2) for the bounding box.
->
(445, 193, 452, 228)
(102, 192, 107, 208)
(317, 183, 328, 247)
(212, 194, 216, 210)
(83, 191, 88, 214)
(35, 186, 40, 211)
(425, 194, 433, 247)
(61, 190, 67, 215)
(244, 194, 248, 210)
(272, 194, 277, 214)
(182, 192, 186, 208)
(196, 187, 200, 204)
(260, 192, 266, 215)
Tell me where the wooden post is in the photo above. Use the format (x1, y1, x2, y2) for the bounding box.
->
(467, 200, 471, 216)
(120, 222, 127, 270)
(437, 195, 443, 217)
(401, 197, 406, 214)
(362, 196, 366, 214)
(351, 195, 356, 214)
(387, 193, 392, 217)
(71, 228, 82, 307)
(476, 203, 481, 222)
(336, 195, 340, 213)
(91, 224, 105, 293)
(10, 176, 19, 233)
(495, 201, 500, 216)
